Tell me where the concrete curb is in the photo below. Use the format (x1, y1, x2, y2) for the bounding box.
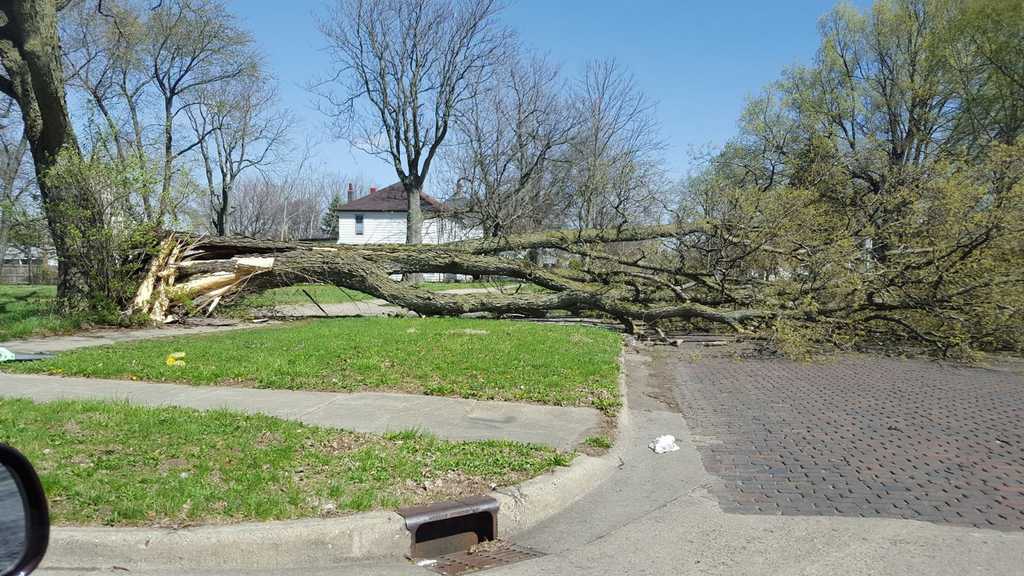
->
(496, 347, 631, 536)
(47, 512, 409, 570)
(41, 343, 631, 571)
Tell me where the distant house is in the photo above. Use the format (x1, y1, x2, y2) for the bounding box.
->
(334, 182, 479, 281)
(333, 182, 477, 245)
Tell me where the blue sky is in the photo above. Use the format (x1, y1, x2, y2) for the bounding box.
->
(226, 0, 864, 189)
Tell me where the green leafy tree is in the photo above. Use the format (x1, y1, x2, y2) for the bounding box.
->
(682, 0, 1024, 357)
(320, 189, 346, 238)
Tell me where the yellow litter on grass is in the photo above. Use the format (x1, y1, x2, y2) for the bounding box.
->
(165, 352, 186, 366)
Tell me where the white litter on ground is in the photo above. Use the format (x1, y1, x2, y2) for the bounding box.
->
(415, 559, 438, 567)
(649, 435, 680, 454)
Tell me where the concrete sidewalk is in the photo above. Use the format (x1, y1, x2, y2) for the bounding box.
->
(0, 373, 602, 450)
(271, 298, 407, 317)
(0, 323, 254, 355)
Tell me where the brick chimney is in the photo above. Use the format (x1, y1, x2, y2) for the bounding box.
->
(347, 183, 354, 203)
(369, 186, 378, 194)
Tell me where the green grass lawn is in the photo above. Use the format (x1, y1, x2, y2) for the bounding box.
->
(11, 317, 622, 412)
(0, 284, 82, 341)
(0, 398, 567, 526)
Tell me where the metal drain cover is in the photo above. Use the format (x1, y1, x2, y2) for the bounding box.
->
(419, 540, 545, 575)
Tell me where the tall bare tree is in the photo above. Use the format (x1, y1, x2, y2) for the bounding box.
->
(449, 55, 575, 238)
(318, 0, 509, 245)
(560, 59, 666, 230)
(62, 1, 156, 163)
(63, 1, 279, 229)
(186, 77, 289, 236)
(144, 0, 258, 224)
(61, 0, 161, 226)
(228, 172, 344, 240)
(61, 1, 127, 161)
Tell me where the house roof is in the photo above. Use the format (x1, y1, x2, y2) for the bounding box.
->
(334, 182, 446, 213)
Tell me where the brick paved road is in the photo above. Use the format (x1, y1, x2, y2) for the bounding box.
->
(669, 349, 1024, 530)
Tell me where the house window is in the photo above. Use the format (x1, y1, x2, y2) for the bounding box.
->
(355, 214, 364, 235)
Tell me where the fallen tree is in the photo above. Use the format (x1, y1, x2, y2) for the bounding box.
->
(127, 224, 774, 333)
(125, 191, 1023, 358)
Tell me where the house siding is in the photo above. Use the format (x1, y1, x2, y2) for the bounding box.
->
(336, 211, 481, 282)
(338, 212, 408, 244)
(336, 213, 478, 245)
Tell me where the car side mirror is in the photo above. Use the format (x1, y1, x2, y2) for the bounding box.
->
(0, 445, 49, 576)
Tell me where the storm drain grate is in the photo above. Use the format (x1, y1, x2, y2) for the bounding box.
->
(420, 540, 545, 575)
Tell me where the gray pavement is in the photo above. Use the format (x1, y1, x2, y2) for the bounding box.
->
(0, 373, 602, 450)
(672, 347, 1024, 530)
(0, 323, 253, 355)
(36, 346, 1024, 576)
(477, 347, 1024, 575)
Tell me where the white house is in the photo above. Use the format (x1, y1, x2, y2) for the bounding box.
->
(334, 182, 479, 280)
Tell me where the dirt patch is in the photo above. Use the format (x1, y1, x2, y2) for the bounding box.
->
(622, 345, 681, 413)
(61, 420, 82, 436)
(69, 454, 92, 468)
(467, 538, 513, 554)
(206, 470, 226, 488)
(256, 431, 285, 448)
(157, 458, 190, 474)
(310, 433, 367, 455)
(216, 378, 261, 388)
(575, 411, 617, 456)
(406, 470, 492, 503)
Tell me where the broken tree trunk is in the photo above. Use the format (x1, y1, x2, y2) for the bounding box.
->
(127, 226, 775, 332)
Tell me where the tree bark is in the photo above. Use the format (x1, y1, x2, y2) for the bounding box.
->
(216, 181, 231, 237)
(403, 181, 425, 283)
(0, 0, 112, 308)
(405, 182, 424, 244)
(159, 95, 174, 223)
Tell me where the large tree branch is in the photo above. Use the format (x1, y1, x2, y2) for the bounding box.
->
(127, 227, 775, 334)
(452, 223, 709, 254)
